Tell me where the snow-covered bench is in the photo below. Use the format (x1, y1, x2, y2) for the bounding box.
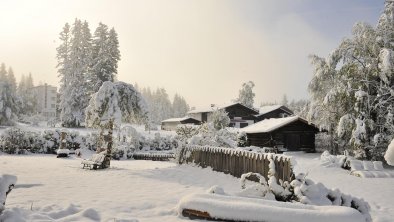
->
(81, 152, 106, 170)
(178, 193, 365, 222)
(56, 149, 70, 158)
(349, 160, 394, 178)
(1, 175, 17, 214)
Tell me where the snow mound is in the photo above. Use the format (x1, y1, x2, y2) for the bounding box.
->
(384, 139, 394, 166)
(0, 174, 17, 213)
(177, 193, 365, 222)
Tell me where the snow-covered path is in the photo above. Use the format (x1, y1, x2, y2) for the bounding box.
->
(0, 155, 240, 221)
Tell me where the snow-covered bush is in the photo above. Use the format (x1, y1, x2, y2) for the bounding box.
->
(384, 139, 394, 165)
(320, 150, 348, 168)
(210, 109, 230, 130)
(175, 124, 199, 142)
(290, 173, 371, 222)
(188, 123, 238, 148)
(238, 172, 275, 200)
(0, 128, 31, 154)
(237, 131, 247, 147)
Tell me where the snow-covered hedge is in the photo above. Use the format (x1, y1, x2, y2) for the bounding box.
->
(0, 127, 88, 154)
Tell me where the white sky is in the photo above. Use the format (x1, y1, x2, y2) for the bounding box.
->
(0, 0, 383, 107)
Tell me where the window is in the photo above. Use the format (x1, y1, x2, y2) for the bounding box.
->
(240, 123, 248, 128)
(51, 104, 56, 108)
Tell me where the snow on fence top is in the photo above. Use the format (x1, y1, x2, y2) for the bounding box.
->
(180, 145, 294, 182)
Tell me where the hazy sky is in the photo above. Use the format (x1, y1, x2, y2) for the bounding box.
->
(0, 0, 384, 107)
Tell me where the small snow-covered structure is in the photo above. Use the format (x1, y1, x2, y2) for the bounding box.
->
(384, 139, 394, 166)
(255, 105, 294, 122)
(188, 103, 258, 128)
(241, 116, 319, 152)
(178, 193, 365, 222)
(161, 117, 200, 131)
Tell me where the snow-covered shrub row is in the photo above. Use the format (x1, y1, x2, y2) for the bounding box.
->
(0, 127, 92, 154)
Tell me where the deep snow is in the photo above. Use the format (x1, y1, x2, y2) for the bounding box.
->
(0, 151, 393, 221)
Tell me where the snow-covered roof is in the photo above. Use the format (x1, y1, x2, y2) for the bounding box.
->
(188, 102, 258, 114)
(161, 117, 198, 123)
(241, 116, 312, 133)
(258, 105, 282, 115)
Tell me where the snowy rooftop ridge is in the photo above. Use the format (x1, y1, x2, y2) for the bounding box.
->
(188, 102, 258, 114)
(161, 117, 198, 123)
(258, 105, 283, 115)
(187, 102, 238, 114)
(241, 116, 301, 133)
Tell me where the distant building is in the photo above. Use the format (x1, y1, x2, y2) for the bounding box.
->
(161, 117, 201, 131)
(32, 84, 57, 119)
(187, 103, 258, 128)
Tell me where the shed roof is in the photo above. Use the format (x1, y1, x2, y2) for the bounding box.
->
(256, 105, 293, 117)
(161, 117, 199, 123)
(188, 102, 258, 114)
(240, 116, 316, 133)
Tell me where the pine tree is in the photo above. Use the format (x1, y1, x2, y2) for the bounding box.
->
(60, 19, 91, 127)
(89, 24, 120, 93)
(172, 93, 189, 118)
(57, 23, 71, 96)
(0, 63, 17, 125)
(6, 67, 16, 95)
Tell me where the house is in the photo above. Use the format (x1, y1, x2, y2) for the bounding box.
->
(255, 105, 294, 122)
(241, 116, 319, 152)
(161, 117, 201, 131)
(32, 84, 57, 120)
(187, 103, 258, 128)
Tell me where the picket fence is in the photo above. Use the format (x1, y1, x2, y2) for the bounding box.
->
(179, 145, 294, 182)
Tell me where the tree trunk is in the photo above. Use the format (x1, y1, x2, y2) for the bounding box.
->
(104, 119, 113, 168)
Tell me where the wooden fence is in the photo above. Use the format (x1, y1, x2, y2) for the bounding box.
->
(179, 145, 294, 182)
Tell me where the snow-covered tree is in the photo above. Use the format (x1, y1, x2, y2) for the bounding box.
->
(307, 2, 394, 160)
(59, 19, 91, 127)
(85, 81, 121, 129)
(89, 24, 120, 93)
(0, 63, 17, 125)
(235, 81, 255, 108)
(17, 73, 36, 116)
(281, 94, 288, 106)
(57, 23, 71, 98)
(172, 93, 189, 118)
(114, 81, 147, 124)
(210, 108, 230, 130)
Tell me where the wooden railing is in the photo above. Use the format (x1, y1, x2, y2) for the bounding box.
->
(179, 145, 294, 182)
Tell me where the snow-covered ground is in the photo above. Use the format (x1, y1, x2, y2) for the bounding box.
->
(0, 151, 393, 221)
(291, 152, 394, 222)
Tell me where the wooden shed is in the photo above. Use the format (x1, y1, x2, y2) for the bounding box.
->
(241, 116, 319, 152)
(161, 117, 201, 131)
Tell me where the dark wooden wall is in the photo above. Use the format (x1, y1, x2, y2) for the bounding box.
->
(181, 118, 201, 125)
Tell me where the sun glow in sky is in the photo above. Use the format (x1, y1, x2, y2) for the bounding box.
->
(0, 0, 384, 107)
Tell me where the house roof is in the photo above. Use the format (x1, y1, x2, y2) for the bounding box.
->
(188, 102, 258, 114)
(161, 117, 199, 123)
(256, 105, 293, 117)
(240, 116, 316, 133)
